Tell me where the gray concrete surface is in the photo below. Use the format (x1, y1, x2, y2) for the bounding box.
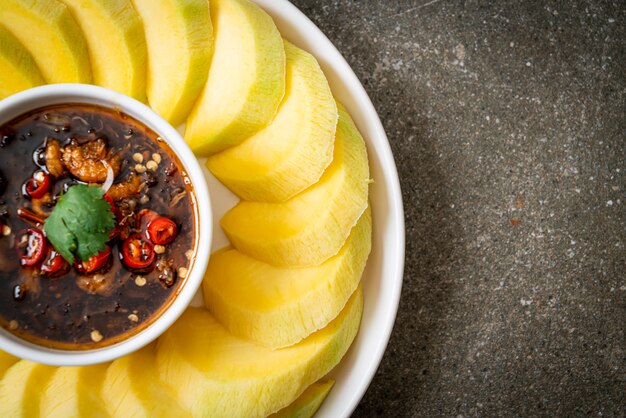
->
(289, 1, 625, 416)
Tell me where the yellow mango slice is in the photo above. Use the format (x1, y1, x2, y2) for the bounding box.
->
(270, 380, 334, 418)
(132, 0, 213, 125)
(0, 360, 56, 417)
(157, 286, 363, 418)
(205, 207, 371, 348)
(0, 0, 91, 83)
(207, 40, 337, 202)
(185, 0, 286, 155)
(60, 0, 147, 100)
(0, 350, 18, 379)
(40, 363, 109, 418)
(221, 103, 369, 267)
(101, 345, 191, 418)
(0, 24, 44, 99)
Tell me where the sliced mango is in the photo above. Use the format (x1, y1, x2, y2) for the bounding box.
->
(132, 0, 213, 125)
(0, 350, 18, 378)
(185, 0, 286, 155)
(0, 360, 56, 417)
(0, 24, 44, 99)
(157, 286, 363, 418)
(206, 40, 337, 202)
(40, 363, 109, 418)
(270, 380, 334, 418)
(60, 0, 147, 100)
(0, 0, 91, 83)
(101, 345, 191, 418)
(205, 207, 371, 348)
(221, 103, 370, 267)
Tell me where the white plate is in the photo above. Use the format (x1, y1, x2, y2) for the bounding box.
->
(197, 1, 405, 417)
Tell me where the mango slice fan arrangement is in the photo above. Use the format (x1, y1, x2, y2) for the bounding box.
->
(0, 0, 372, 416)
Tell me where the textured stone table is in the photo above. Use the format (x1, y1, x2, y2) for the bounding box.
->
(290, 1, 625, 416)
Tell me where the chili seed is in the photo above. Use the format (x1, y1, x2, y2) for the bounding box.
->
(132, 153, 143, 163)
(90, 330, 103, 342)
(8, 320, 18, 330)
(1, 224, 11, 236)
(128, 313, 139, 322)
(154, 244, 166, 254)
(135, 276, 146, 287)
(146, 160, 158, 171)
(185, 249, 194, 260)
(134, 164, 146, 173)
(177, 267, 188, 279)
(18, 234, 28, 245)
(152, 153, 162, 164)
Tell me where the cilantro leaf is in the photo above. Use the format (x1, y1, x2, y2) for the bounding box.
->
(44, 185, 115, 264)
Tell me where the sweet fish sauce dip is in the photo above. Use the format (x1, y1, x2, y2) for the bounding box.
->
(0, 104, 196, 349)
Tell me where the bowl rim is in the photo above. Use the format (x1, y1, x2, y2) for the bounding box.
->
(0, 83, 212, 366)
(253, 1, 405, 416)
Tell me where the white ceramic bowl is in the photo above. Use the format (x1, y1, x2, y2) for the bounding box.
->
(201, 2, 406, 417)
(0, 84, 212, 366)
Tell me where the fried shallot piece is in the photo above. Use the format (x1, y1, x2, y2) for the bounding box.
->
(62, 138, 122, 183)
(45, 139, 67, 178)
(76, 271, 128, 296)
(106, 173, 144, 201)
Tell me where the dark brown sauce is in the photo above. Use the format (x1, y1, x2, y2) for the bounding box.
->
(0, 104, 196, 350)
